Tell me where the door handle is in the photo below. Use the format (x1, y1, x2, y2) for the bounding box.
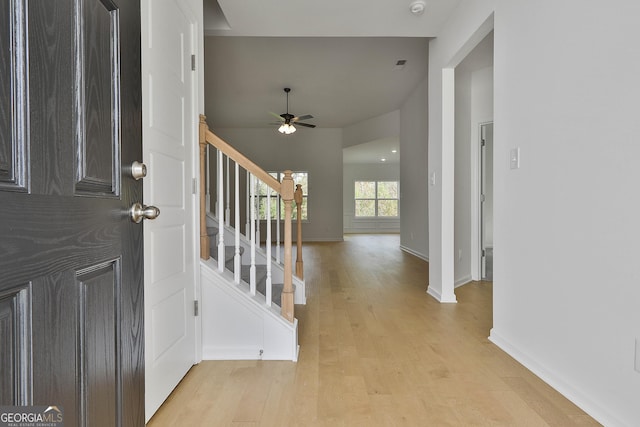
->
(130, 203, 160, 223)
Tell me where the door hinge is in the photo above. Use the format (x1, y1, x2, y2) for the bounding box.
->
(480, 194, 486, 202)
(191, 54, 196, 71)
(481, 138, 486, 147)
(482, 249, 486, 258)
(194, 300, 199, 316)
(192, 177, 198, 194)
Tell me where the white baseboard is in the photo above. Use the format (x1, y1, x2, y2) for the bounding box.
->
(302, 237, 344, 242)
(489, 329, 625, 427)
(455, 275, 472, 287)
(426, 285, 457, 303)
(400, 245, 429, 261)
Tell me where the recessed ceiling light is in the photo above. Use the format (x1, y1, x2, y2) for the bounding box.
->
(391, 149, 397, 153)
(381, 158, 387, 162)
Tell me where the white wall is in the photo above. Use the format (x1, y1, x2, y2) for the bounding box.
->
(399, 77, 429, 260)
(432, 1, 640, 425)
(454, 64, 472, 285)
(211, 127, 344, 241)
(343, 163, 400, 234)
(343, 110, 400, 148)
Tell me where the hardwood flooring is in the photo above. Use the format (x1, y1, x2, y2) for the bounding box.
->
(147, 234, 599, 426)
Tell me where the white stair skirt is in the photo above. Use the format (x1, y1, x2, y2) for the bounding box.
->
(200, 260, 299, 361)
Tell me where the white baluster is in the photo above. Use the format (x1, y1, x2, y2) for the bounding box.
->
(256, 180, 261, 250)
(225, 156, 230, 226)
(234, 162, 241, 284)
(249, 174, 256, 295)
(217, 149, 225, 272)
(245, 170, 250, 236)
(266, 187, 272, 306)
(276, 192, 281, 263)
(206, 145, 211, 213)
(213, 150, 219, 217)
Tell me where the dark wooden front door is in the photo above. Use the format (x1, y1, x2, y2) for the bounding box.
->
(0, 0, 144, 425)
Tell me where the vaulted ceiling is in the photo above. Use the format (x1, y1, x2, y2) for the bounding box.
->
(202, 0, 462, 159)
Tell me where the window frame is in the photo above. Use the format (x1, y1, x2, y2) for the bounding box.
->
(257, 171, 308, 221)
(354, 180, 399, 218)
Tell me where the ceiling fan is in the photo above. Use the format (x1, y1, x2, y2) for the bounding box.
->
(271, 88, 316, 134)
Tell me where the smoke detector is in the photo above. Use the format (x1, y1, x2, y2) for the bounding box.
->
(409, 0, 426, 15)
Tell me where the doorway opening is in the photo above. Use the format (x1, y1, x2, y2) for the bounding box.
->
(479, 122, 493, 281)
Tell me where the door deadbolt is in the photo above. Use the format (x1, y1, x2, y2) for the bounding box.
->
(130, 203, 160, 223)
(130, 161, 147, 180)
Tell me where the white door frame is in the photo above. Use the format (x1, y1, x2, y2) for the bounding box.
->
(472, 121, 493, 280)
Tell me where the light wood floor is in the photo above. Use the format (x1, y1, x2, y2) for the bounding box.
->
(147, 234, 599, 426)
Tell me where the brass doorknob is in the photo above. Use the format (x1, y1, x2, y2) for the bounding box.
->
(130, 203, 160, 223)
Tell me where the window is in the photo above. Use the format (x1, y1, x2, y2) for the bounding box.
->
(257, 172, 308, 220)
(354, 181, 398, 217)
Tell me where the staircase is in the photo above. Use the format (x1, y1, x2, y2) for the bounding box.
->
(198, 116, 304, 361)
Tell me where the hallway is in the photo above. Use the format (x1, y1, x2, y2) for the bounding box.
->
(147, 235, 598, 426)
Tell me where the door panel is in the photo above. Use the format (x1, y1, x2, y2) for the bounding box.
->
(77, 0, 120, 196)
(142, 0, 196, 419)
(0, 0, 144, 426)
(0, 0, 12, 183)
(0, 286, 29, 406)
(0, 0, 27, 191)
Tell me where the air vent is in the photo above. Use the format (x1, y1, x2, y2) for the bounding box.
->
(393, 60, 407, 71)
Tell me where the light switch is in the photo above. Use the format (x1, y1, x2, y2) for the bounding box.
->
(510, 148, 520, 169)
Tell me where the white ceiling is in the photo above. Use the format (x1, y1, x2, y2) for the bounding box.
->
(204, 37, 430, 129)
(205, 0, 462, 37)
(202, 0, 462, 160)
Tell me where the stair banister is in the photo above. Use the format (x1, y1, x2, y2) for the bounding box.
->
(199, 115, 294, 323)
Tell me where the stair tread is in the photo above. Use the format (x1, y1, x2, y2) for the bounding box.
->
(212, 245, 244, 264)
(206, 222, 284, 307)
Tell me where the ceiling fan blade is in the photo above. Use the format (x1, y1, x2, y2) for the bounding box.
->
(296, 122, 316, 128)
(269, 111, 285, 121)
(293, 114, 313, 121)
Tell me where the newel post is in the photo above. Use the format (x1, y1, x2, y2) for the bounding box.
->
(281, 170, 295, 322)
(294, 184, 304, 280)
(199, 115, 210, 260)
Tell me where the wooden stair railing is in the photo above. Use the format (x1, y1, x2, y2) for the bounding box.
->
(198, 115, 300, 322)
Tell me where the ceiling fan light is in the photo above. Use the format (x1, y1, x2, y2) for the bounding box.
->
(280, 123, 296, 134)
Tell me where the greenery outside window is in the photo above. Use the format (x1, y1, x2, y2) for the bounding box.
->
(257, 172, 308, 220)
(354, 181, 398, 217)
